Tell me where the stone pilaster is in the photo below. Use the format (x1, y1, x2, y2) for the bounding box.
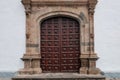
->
(87, 0, 101, 74)
(18, 0, 42, 75)
(79, 0, 101, 75)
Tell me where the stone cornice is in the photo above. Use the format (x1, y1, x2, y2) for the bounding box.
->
(22, 0, 98, 15)
(31, 1, 88, 6)
(88, 0, 98, 15)
(22, 0, 89, 6)
(22, 0, 31, 5)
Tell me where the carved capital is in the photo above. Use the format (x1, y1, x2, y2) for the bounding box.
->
(88, 0, 98, 15)
(22, 0, 31, 15)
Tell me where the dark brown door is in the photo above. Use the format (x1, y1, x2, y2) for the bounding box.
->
(41, 17, 80, 73)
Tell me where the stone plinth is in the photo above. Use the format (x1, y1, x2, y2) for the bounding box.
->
(12, 73, 106, 80)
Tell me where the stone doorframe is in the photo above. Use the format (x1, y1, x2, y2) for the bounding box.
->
(19, 0, 101, 75)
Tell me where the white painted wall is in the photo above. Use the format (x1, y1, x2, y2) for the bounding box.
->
(95, 0, 120, 72)
(0, 0, 120, 72)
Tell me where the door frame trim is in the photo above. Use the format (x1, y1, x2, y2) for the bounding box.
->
(36, 11, 86, 73)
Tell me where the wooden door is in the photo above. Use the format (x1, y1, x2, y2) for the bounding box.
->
(41, 17, 80, 73)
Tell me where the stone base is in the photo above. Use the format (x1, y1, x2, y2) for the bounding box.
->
(18, 68, 42, 75)
(12, 73, 106, 80)
(79, 67, 101, 75)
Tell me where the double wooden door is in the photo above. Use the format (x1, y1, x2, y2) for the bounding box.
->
(41, 17, 80, 72)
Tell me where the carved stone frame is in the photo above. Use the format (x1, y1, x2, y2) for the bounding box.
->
(19, 0, 101, 75)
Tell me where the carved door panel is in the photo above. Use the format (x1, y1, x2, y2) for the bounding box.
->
(41, 17, 80, 72)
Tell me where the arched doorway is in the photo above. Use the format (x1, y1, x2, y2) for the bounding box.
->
(40, 16, 80, 73)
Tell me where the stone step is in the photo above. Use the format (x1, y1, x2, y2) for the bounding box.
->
(12, 73, 106, 80)
(13, 78, 106, 80)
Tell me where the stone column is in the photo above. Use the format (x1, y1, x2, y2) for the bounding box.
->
(79, 0, 101, 75)
(18, 0, 42, 75)
(88, 0, 101, 74)
(79, 23, 90, 74)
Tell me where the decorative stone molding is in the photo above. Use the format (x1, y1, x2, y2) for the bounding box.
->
(22, 0, 88, 7)
(26, 44, 39, 47)
(88, 0, 98, 15)
(81, 42, 94, 46)
(22, 0, 31, 15)
(16, 0, 104, 78)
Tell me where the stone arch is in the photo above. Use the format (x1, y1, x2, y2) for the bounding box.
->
(79, 12, 88, 23)
(36, 11, 85, 54)
(36, 11, 85, 24)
